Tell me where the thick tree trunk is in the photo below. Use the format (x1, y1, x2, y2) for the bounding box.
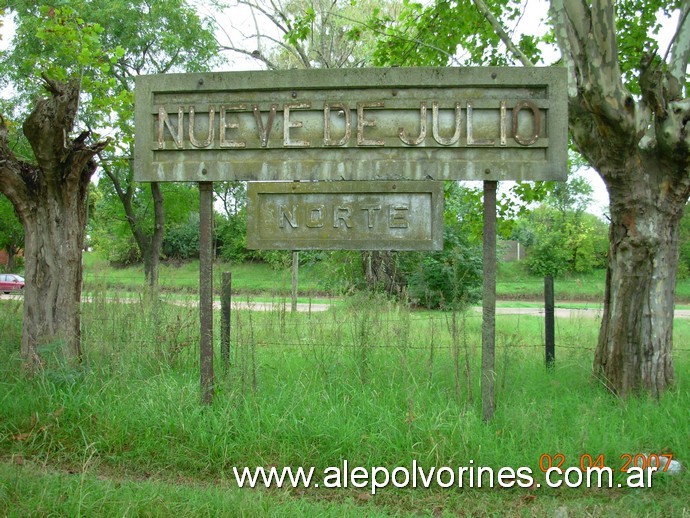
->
(21, 180, 89, 365)
(0, 78, 107, 370)
(594, 164, 688, 397)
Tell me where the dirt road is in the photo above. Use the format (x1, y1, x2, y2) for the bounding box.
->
(4, 293, 690, 318)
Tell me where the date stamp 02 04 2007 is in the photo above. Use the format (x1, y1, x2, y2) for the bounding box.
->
(538, 452, 679, 474)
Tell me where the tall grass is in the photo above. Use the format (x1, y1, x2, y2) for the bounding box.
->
(0, 291, 688, 516)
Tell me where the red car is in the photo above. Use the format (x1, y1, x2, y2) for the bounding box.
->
(0, 274, 25, 294)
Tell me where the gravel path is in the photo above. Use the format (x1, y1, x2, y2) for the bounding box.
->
(4, 293, 690, 318)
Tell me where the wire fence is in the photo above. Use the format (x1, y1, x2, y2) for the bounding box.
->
(72, 285, 690, 356)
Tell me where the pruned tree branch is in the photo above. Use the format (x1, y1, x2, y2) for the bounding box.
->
(22, 77, 81, 175)
(220, 43, 279, 69)
(667, 0, 690, 101)
(472, 0, 534, 67)
(1, 78, 109, 217)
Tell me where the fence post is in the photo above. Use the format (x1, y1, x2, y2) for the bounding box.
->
(199, 181, 214, 405)
(544, 275, 555, 368)
(482, 180, 497, 422)
(292, 251, 299, 313)
(221, 271, 232, 374)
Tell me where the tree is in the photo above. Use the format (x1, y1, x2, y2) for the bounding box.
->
(0, 78, 108, 368)
(0, 5, 115, 367)
(513, 171, 607, 276)
(0, 194, 24, 272)
(370, 0, 689, 396)
(551, 1, 689, 396)
(217, 0, 397, 69)
(3, 0, 220, 292)
(218, 0, 410, 292)
(90, 0, 218, 290)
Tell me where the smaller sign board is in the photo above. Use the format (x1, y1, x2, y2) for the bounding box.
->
(247, 181, 444, 251)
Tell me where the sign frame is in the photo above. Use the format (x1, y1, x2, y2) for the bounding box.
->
(246, 181, 444, 251)
(134, 67, 568, 183)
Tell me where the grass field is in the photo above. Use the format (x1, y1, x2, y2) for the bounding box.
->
(79, 251, 690, 309)
(0, 290, 688, 516)
(83, 251, 613, 302)
(82, 252, 329, 297)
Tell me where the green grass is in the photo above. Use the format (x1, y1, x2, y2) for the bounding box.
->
(82, 251, 690, 305)
(0, 461, 386, 517)
(82, 251, 329, 297)
(1, 293, 688, 515)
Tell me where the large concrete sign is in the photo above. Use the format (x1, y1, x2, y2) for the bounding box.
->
(246, 181, 444, 251)
(134, 67, 568, 183)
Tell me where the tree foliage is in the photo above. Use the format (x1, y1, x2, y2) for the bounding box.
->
(369, 0, 689, 396)
(91, 182, 200, 263)
(0, 194, 24, 272)
(514, 207, 608, 277)
(401, 183, 483, 309)
(3, 0, 220, 291)
(513, 172, 608, 276)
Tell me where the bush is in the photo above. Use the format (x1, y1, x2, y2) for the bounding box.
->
(162, 214, 200, 260)
(401, 231, 483, 310)
(514, 206, 608, 277)
(216, 212, 250, 263)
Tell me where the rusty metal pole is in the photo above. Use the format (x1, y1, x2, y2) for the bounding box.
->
(482, 180, 497, 422)
(199, 181, 214, 405)
(221, 271, 232, 374)
(292, 251, 299, 312)
(544, 275, 555, 368)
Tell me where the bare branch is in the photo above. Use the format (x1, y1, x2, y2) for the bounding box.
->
(220, 44, 278, 69)
(472, 0, 534, 67)
(550, 0, 588, 97)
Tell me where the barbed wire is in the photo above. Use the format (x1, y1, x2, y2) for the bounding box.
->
(4, 292, 690, 353)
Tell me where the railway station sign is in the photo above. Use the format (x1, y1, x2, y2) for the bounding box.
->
(134, 67, 568, 183)
(246, 181, 444, 251)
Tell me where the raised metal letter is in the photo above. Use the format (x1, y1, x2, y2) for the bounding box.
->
(323, 103, 351, 146)
(253, 104, 278, 148)
(512, 100, 541, 146)
(357, 101, 385, 146)
(158, 106, 184, 149)
(432, 101, 462, 146)
(220, 104, 247, 148)
(189, 106, 215, 148)
(399, 102, 427, 146)
(284, 102, 311, 147)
